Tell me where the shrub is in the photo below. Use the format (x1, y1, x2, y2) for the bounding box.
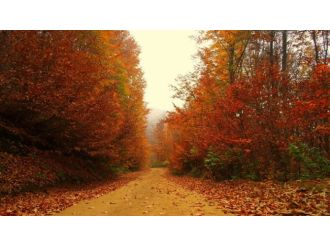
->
(289, 142, 330, 179)
(204, 148, 245, 180)
(204, 149, 220, 177)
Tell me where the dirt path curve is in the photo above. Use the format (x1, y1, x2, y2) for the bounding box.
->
(57, 168, 226, 216)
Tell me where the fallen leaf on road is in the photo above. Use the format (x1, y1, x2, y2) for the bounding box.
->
(194, 212, 204, 216)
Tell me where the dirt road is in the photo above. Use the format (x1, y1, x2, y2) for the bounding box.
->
(57, 168, 226, 216)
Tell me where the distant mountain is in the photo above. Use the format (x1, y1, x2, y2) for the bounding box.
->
(146, 108, 167, 144)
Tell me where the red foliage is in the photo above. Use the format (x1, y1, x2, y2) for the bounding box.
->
(0, 31, 149, 174)
(155, 31, 329, 181)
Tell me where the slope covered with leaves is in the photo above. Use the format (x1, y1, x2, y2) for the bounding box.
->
(167, 173, 330, 215)
(0, 170, 143, 216)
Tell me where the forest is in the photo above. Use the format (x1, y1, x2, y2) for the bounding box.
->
(154, 31, 329, 182)
(0, 30, 329, 216)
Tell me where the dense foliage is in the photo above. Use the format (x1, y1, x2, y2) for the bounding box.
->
(154, 30, 329, 181)
(0, 31, 149, 183)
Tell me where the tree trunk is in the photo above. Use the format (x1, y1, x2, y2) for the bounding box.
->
(281, 30, 288, 73)
(269, 31, 275, 66)
(228, 45, 235, 84)
(322, 30, 329, 64)
(311, 30, 319, 64)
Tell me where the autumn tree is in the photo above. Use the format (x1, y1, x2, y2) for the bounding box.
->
(155, 30, 329, 181)
(0, 31, 149, 175)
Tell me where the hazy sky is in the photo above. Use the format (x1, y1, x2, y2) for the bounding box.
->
(130, 31, 198, 111)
